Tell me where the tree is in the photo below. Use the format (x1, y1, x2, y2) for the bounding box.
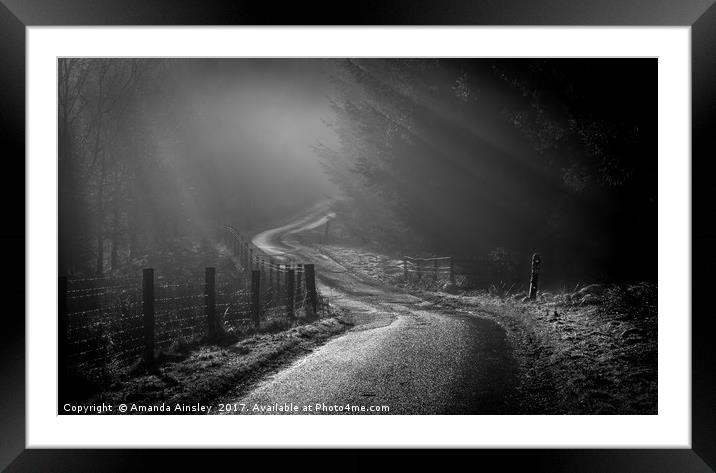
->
(58, 59, 90, 276)
(320, 58, 656, 281)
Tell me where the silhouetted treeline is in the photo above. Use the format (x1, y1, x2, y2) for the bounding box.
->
(58, 59, 332, 277)
(318, 59, 656, 284)
(59, 58, 656, 285)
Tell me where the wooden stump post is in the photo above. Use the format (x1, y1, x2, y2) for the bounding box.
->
(450, 257, 455, 284)
(251, 270, 261, 329)
(205, 267, 216, 339)
(296, 264, 303, 301)
(304, 264, 318, 316)
(286, 268, 295, 322)
(529, 253, 541, 300)
(261, 259, 267, 290)
(142, 268, 155, 364)
(58, 276, 68, 405)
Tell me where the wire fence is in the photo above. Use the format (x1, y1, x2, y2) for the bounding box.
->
(64, 276, 144, 367)
(60, 222, 530, 376)
(60, 260, 332, 375)
(399, 255, 524, 289)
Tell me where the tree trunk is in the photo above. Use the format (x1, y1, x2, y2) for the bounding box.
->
(58, 115, 71, 277)
(95, 159, 106, 276)
(92, 63, 107, 276)
(58, 61, 74, 277)
(110, 204, 120, 271)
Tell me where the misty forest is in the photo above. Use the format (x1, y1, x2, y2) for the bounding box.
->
(58, 59, 657, 415)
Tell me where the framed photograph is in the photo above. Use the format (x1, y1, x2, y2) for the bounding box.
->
(4, 0, 714, 470)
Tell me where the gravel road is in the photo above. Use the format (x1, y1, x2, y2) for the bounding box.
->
(219, 203, 519, 414)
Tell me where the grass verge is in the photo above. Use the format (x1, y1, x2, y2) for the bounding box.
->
(422, 285, 657, 414)
(72, 314, 353, 413)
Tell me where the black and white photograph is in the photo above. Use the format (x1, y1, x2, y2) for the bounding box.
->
(57, 57, 657, 416)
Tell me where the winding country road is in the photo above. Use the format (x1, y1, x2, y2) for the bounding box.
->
(220, 202, 520, 414)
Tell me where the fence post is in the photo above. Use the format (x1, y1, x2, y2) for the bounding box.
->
(403, 259, 408, 280)
(205, 267, 216, 339)
(529, 253, 541, 300)
(287, 268, 295, 322)
(142, 268, 155, 364)
(260, 259, 266, 290)
(296, 264, 303, 302)
(58, 276, 68, 404)
(417, 259, 423, 281)
(433, 258, 438, 281)
(450, 257, 455, 285)
(251, 270, 261, 329)
(304, 264, 318, 316)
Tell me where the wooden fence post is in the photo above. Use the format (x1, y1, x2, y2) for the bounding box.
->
(450, 257, 455, 284)
(287, 268, 295, 322)
(251, 270, 261, 329)
(205, 267, 216, 339)
(260, 259, 266, 289)
(296, 264, 303, 302)
(403, 259, 408, 280)
(417, 259, 423, 281)
(304, 264, 318, 316)
(529, 253, 541, 300)
(58, 276, 68, 404)
(142, 268, 154, 364)
(433, 258, 438, 281)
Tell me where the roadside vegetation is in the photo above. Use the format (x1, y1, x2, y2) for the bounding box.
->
(70, 313, 353, 413)
(424, 283, 657, 414)
(314, 231, 657, 415)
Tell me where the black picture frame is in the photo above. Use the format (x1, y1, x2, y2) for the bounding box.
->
(2, 1, 713, 471)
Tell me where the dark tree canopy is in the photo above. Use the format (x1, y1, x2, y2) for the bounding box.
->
(58, 58, 656, 285)
(319, 58, 656, 283)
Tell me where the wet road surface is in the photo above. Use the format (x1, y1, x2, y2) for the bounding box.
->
(219, 203, 519, 414)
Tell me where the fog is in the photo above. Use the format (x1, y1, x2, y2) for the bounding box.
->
(58, 58, 656, 285)
(151, 59, 341, 229)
